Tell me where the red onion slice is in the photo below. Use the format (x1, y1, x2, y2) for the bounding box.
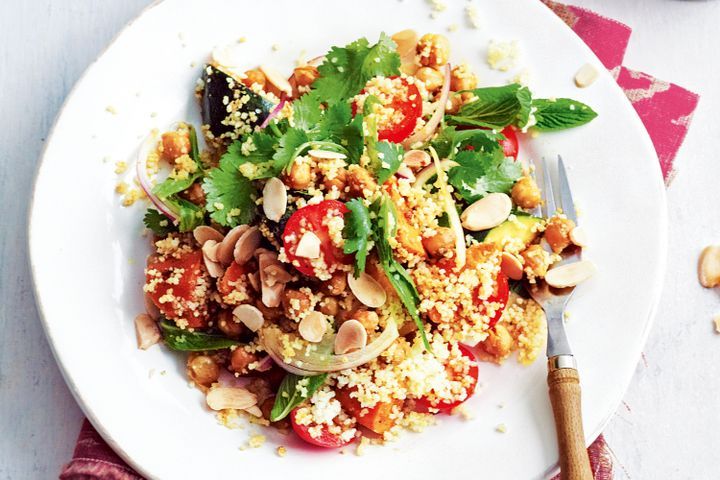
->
(254, 355, 274, 372)
(402, 64, 452, 150)
(136, 131, 179, 223)
(259, 97, 287, 129)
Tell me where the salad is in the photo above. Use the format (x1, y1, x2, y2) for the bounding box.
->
(134, 30, 597, 448)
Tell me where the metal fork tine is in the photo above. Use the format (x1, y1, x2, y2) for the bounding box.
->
(557, 155, 578, 224)
(541, 157, 557, 217)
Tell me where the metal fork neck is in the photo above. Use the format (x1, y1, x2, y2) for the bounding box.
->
(548, 354, 577, 371)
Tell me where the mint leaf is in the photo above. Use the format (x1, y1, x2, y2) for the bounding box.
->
(447, 84, 532, 130)
(312, 33, 401, 105)
(447, 149, 523, 203)
(343, 199, 373, 276)
(160, 320, 240, 351)
(164, 197, 204, 232)
(152, 174, 200, 200)
(533, 98, 598, 131)
(202, 152, 257, 227)
(270, 373, 328, 422)
(143, 209, 176, 236)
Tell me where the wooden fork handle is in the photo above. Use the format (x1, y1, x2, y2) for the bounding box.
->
(547, 357, 593, 480)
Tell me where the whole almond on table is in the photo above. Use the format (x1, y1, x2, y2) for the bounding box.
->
(699, 245, 720, 288)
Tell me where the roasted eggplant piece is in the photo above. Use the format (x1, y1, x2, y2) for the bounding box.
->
(200, 64, 274, 147)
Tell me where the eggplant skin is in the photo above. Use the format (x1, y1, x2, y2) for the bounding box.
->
(200, 64, 274, 146)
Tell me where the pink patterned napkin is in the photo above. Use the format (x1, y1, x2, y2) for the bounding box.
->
(59, 2, 698, 479)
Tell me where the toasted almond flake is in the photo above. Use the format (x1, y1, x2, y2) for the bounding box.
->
(699, 245, 720, 288)
(347, 272, 387, 308)
(713, 315, 720, 334)
(259, 251, 284, 307)
(202, 239, 220, 263)
(334, 319, 367, 354)
(295, 231, 321, 259)
(545, 260, 597, 288)
(211, 44, 244, 69)
(569, 226, 588, 247)
(193, 225, 224, 245)
(308, 149, 347, 160)
(248, 271, 261, 292)
(500, 252, 524, 280)
(233, 304, 265, 332)
(574, 63, 599, 88)
(217, 225, 249, 265)
(245, 405, 263, 417)
(263, 264, 293, 286)
(260, 64, 293, 95)
(234, 226, 262, 265)
(203, 255, 225, 278)
(460, 193, 512, 231)
(134, 313, 160, 350)
(403, 149, 431, 169)
(298, 311, 328, 343)
(262, 177, 288, 222)
(206, 387, 257, 411)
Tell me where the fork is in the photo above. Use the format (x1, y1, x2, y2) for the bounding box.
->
(527, 156, 593, 480)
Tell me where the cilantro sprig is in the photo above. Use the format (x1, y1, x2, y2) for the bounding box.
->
(343, 198, 373, 277)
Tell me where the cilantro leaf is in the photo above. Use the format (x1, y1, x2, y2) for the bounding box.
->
(532, 98, 598, 131)
(165, 197, 205, 232)
(446, 84, 532, 130)
(271, 127, 310, 173)
(270, 373, 328, 422)
(343, 199, 373, 276)
(220, 132, 280, 180)
(375, 141, 404, 184)
(292, 92, 324, 132)
(143, 209, 176, 236)
(431, 126, 503, 159)
(202, 152, 258, 227)
(152, 173, 200, 200)
(313, 33, 401, 105)
(447, 149, 523, 203)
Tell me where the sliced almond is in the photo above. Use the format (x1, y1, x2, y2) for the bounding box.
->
(211, 44, 244, 70)
(347, 272, 387, 308)
(500, 252, 524, 280)
(699, 245, 720, 288)
(403, 149, 431, 169)
(202, 239, 220, 263)
(574, 63, 599, 88)
(545, 260, 597, 288)
(260, 64, 293, 96)
(460, 193, 512, 231)
(193, 225, 224, 246)
(395, 164, 416, 182)
(244, 405, 263, 417)
(259, 252, 284, 307)
(206, 387, 257, 411)
(234, 226, 262, 265)
(295, 231, 321, 259)
(308, 149, 347, 160)
(569, 226, 589, 248)
(203, 249, 225, 278)
(232, 304, 265, 332)
(248, 271, 261, 292)
(392, 29, 419, 75)
(262, 177, 287, 222)
(298, 311, 328, 343)
(263, 263, 293, 286)
(134, 313, 160, 350)
(334, 319, 367, 354)
(217, 225, 249, 265)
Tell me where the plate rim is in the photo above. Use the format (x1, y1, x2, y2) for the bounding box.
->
(27, 1, 668, 478)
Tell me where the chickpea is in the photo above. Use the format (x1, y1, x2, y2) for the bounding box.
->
(160, 131, 190, 161)
(187, 355, 220, 387)
(282, 289, 312, 319)
(415, 66, 445, 93)
(254, 299, 283, 322)
(323, 271, 347, 296)
(353, 309, 380, 334)
(286, 161, 312, 190)
(230, 347, 257, 374)
(293, 65, 319, 88)
(544, 216, 576, 253)
(322, 169, 347, 193)
(481, 324, 513, 360)
(335, 296, 362, 323)
(445, 92, 464, 115)
(416, 33, 450, 67)
(511, 176, 541, 210)
(260, 396, 275, 420)
(241, 68, 266, 89)
(179, 182, 206, 207)
(521, 244, 552, 278)
(319, 297, 340, 317)
(450, 63, 478, 92)
(428, 306, 445, 324)
(346, 165, 378, 198)
(216, 310, 244, 339)
(422, 227, 456, 258)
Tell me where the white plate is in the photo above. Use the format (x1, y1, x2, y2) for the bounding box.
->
(28, 0, 667, 478)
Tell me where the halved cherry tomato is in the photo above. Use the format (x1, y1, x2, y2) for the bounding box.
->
(145, 250, 208, 328)
(498, 126, 519, 159)
(335, 388, 402, 434)
(217, 261, 250, 297)
(290, 408, 352, 448)
(353, 76, 423, 143)
(414, 344, 479, 413)
(282, 200, 351, 277)
(474, 271, 510, 329)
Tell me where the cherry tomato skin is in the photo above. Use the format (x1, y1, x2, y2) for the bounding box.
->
(282, 200, 351, 277)
(414, 344, 479, 413)
(353, 77, 423, 144)
(290, 409, 351, 448)
(483, 272, 510, 329)
(498, 126, 519, 159)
